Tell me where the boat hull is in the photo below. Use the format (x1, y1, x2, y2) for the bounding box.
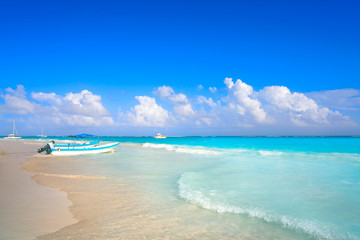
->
(4, 136, 21, 139)
(49, 142, 119, 156)
(54, 140, 100, 148)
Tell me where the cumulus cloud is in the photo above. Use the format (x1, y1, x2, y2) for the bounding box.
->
(60, 114, 114, 127)
(173, 103, 195, 117)
(0, 85, 38, 115)
(151, 79, 356, 129)
(1, 79, 357, 134)
(223, 78, 270, 124)
(62, 90, 110, 117)
(1, 86, 114, 127)
(127, 96, 169, 127)
(197, 96, 217, 107)
(169, 93, 188, 104)
(154, 85, 174, 98)
(32, 92, 62, 105)
(154, 86, 196, 118)
(261, 86, 349, 126)
(209, 87, 217, 93)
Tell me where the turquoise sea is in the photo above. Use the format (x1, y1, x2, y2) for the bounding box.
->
(28, 137, 360, 239)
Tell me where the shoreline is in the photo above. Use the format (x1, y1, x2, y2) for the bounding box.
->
(1, 138, 341, 239)
(1, 139, 171, 239)
(0, 140, 76, 239)
(20, 144, 150, 240)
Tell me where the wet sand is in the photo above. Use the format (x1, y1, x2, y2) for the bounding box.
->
(0, 140, 76, 240)
(20, 150, 162, 240)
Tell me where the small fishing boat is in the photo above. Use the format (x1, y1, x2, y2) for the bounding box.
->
(154, 133, 167, 139)
(37, 134, 119, 156)
(4, 120, 21, 139)
(53, 134, 100, 148)
(53, 140, 100, 148)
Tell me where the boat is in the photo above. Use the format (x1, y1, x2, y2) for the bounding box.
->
(37, 134, 119, 156)
(37, 127, 47, 138)
(154, 133, 167, 139)
(39, 141, 120, 156)
(53, 140, 100, 148)
(53, 134, 100, 148)
(4, 120, 21, 139)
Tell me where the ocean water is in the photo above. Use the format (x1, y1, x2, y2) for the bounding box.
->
(34, 137, 360, 239)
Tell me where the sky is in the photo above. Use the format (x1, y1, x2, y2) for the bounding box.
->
(0, 0, 359, 136)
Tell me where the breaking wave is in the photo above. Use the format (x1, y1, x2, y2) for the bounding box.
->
(258, 150, 283, 156)
(142, 143, 221, 155)
(142, 143, 287, 156)
(178, 172, 356, 240)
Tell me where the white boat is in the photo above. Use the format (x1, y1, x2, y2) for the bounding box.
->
(154, 133, 167, 139)
(53, 140, 100, 148)
(47, 142, 120, 156)
(4, 120, 21, 139)
(37, 127, 47, 138)
(37, 134, 119, 156)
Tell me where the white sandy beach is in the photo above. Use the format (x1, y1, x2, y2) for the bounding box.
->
(0, 140, 76, 240)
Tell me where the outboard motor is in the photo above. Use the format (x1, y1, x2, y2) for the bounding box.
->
(37, 140, 55, 154)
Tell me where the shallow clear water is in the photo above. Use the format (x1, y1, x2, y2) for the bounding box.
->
(34, 137, 360, 239)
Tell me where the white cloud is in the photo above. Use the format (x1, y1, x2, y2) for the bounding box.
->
(32, 89, 109, 117)
(154, 85, 174, 98)
(1, 86, 114, 127)
(155, 85, 196, 118)
(173, 103, 195, 117)
(223, 78, 270, 124)
(127, 96, 169, 127)
(197, 96, 217, 107)
(1, 80, 358, 134)
(0, 85, 38, 115)
(306, 89, 360, 110)
(169, 93, 188, 104)
(60, 114, 114, 126)
(262, 86, 317, 112)
(32, 92, 62, 105)
(62, 90, 109, 117)
(261, 86, 350, 126)
(197, 85, 204, 90)
(209, 87, 217, 93)
(150, 80, 356, 129)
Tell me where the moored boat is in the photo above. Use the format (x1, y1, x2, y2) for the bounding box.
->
(53, 140, 100, 148)
(4, 120, 21, 139)
(154, 133, 167, 139)
(37, 127, 47, 138)
(37, 134, 119, 156)
(53, 133, 100, 148)
(48, 142, 119, 156)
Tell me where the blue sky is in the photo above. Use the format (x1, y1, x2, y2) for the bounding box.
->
(1, 0, 359, 136)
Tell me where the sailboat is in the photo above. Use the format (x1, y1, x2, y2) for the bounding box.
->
(4, 120, 21, 139)
(37, 127, 47, 138)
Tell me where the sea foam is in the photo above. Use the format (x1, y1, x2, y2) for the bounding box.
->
(178, 172, 355, 240)
(258, 150, 283, 156)
(142, 143, 221, 155)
